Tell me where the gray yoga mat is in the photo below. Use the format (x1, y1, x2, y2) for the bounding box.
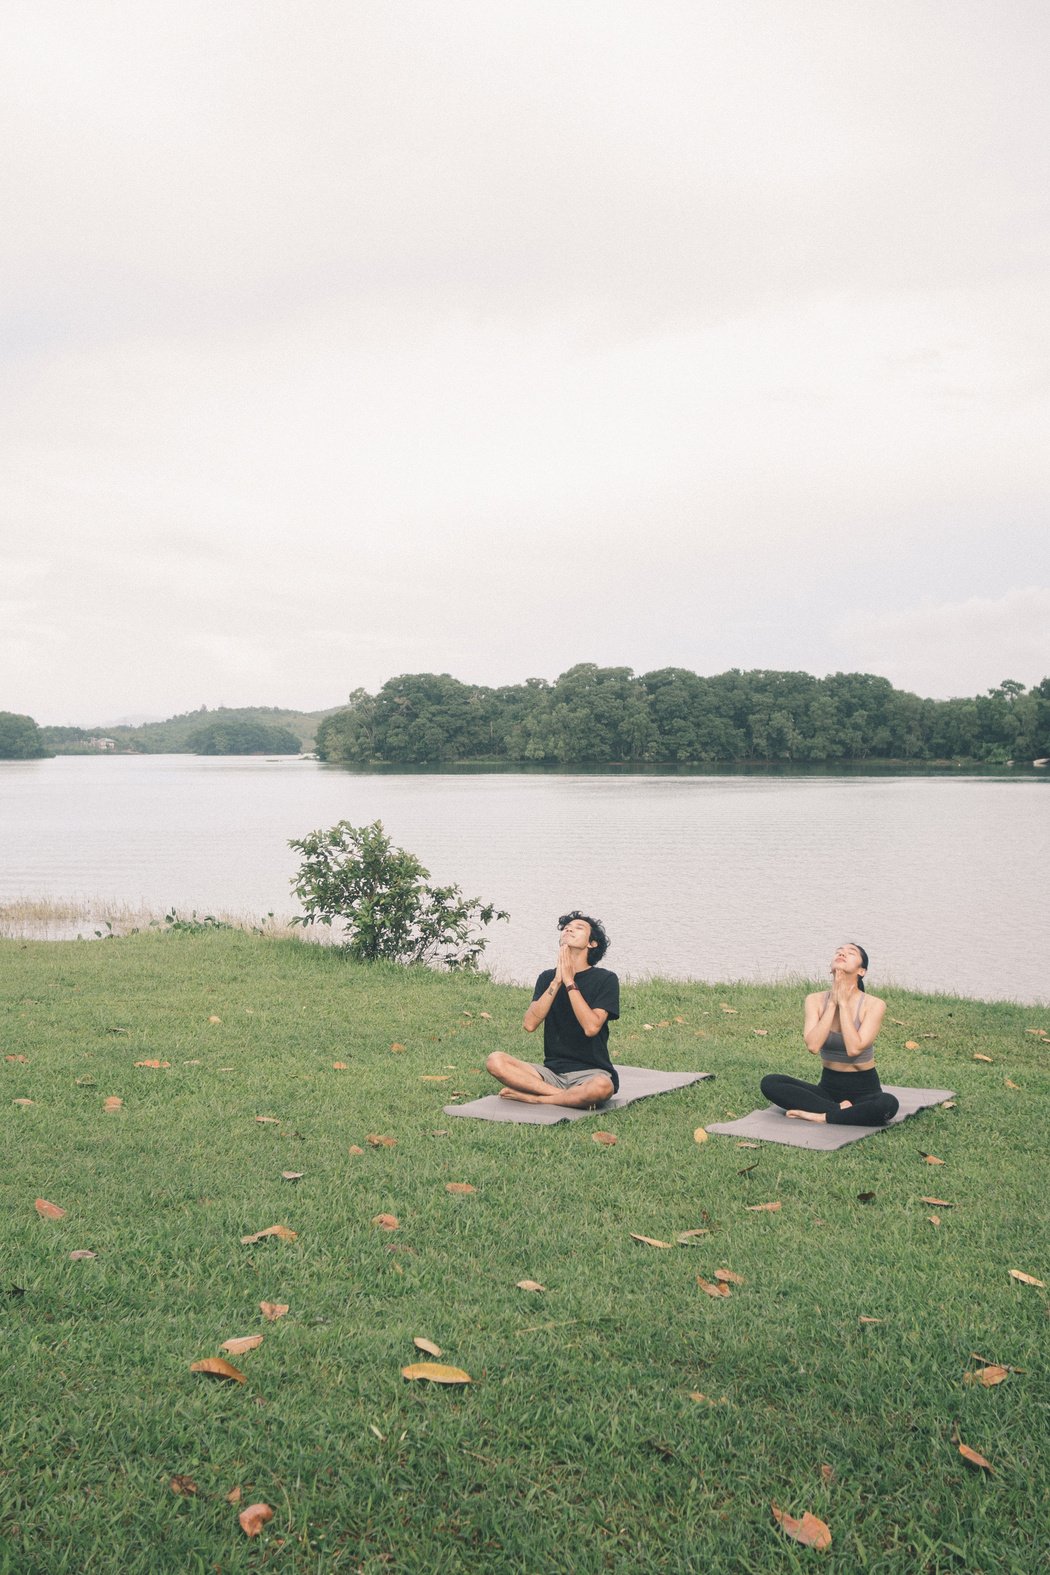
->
(705, 1086, 956, 1149)
(444, 1065, 713, 1124)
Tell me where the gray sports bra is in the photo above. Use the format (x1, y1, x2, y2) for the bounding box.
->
(820, 992, 875, 1066)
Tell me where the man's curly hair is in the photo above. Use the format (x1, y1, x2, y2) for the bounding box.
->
(558, 910, 610, 964)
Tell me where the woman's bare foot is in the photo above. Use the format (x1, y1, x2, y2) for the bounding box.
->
(838, 1099, 852, 1109)
(786, 1108, 827, 1123)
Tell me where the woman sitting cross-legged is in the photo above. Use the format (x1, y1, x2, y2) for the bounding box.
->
(760, 942, 900, 1126)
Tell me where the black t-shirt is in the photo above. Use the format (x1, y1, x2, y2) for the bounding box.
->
(531, 966, 620, 1091)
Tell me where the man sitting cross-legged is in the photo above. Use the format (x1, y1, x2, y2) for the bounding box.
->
(486, 910, 620, 1108)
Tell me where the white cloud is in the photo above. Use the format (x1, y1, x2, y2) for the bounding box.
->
(836, 588, 1050, 698)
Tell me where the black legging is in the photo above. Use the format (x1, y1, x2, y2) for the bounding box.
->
(760, 1065, 899, 1126)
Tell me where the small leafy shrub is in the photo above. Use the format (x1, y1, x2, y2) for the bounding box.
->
(156, 909, 233, 934)
(289, 820, 508, 968)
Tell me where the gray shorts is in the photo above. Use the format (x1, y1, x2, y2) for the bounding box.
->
(536, 1064, 612, 1094)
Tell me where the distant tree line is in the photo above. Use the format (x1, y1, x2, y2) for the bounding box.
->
(315, 666, 1050, 766)
(37, 706, 332, 755)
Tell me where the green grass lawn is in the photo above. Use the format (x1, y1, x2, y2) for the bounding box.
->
(2, 931, 1047, 1573)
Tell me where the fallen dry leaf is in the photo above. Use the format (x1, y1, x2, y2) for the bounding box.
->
(69, 1249, 96, 1260)
(348, 1144, 365, 1155)
(928, 1215, 942, 1227)
(642, 1023, 654, 1030)
(973, 1053, 993, 1063)
(920, 1152, 945, 1165)
(630, 1233, 674, 1249)
(820, 1463, 835, 1483)
(941, 1099, 957, 1109)
(516, 1279, 546, 1291)
(964, 1365, 1009, 1387)
(736, 1141, 760, 1149)
(76, 1075, 96, 1085)
(920, 1197, 952, 1206)
(771, 1503, 832, 1551)
(715, 1268, 745, 1285)
(719, 1003, 736, 1013)
(752, 1028, 769, 1036)
(1008, 1269, 1046, 1287)
(103, 1096, 123, 1112)
(413, 1337, 443, 1357)
(1004, 1079, 1020, 1090)
(693, 1127, 708, 1144)
(366, 1134, 397, 1147)
(687, 1391, 725, 1405)
(390, 1042, 406, 1053)
(34, 1198, 66, 1220)
(332, 1061, 349, 1070)
(226, 1485, 242, 1504)
(170, 1474, 198, 1496)
(190, 1357, 246, 1383)
(859, 1316, 882, 1324)
(421, 1075, 449, 1082)
(239, 1502, 274, 1537)
(958, 1442, 994, 1473)
(445, 1182, 476, 1195)
(401, 1361, 472, 1384)
(480, 1012, 492, 1020)
(240, 1225, 297, 1244)
(676, 1228, 711, 1243)
(13, 1098, 34, 1106)
(208, 1015, 222, 1024)
(372, 1213, 400, 1230)
(280, 1171, 304, 1182)
(134, 1059, 170, 1069)
(591, 1131, 617, 1146)
(5, 1054, 28, 1063)
(746, 1201, 781, 1213)
(697, 1276, 731, 1298)
(221, 1334, 264, 1356)
(259, 1301, 289, 1321)
(904, 1040, 920, 1049)
(255, 1115, 280, 1124)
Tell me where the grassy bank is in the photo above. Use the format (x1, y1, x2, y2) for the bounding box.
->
(3, 931, 1047, 1573)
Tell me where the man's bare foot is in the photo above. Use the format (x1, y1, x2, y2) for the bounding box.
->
(786, 1108, 827, 1123)
(499, 1088, 551, 1103)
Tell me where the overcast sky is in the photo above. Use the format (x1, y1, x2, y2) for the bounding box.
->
(3, 1, 1048, 725)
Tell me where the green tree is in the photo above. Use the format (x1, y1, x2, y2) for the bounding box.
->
(0, 712, 51, 759)
(186, 720, 301, 754)
(289, 820, 508, 968)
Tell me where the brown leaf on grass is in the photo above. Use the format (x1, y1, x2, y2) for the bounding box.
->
(134, 1060, 170, 1069)
(226, 1485, 242, 1504)
(1008, 1269, 1046, 1287)
(920, 1197, 952, 1206)
(259, 1301, 289, 1321)
(697, 1276, 731, 1298)
(445, 1182, 476, 1195)
(715, 1268, 745, 1285)
(255, 1116, 280, 1124)
(348, 1144, 365, 1155)
(239, 1502, 274, 1537)
(958, 1442, 995, 1473)
(69, 1249, 96, 1260)
(170, 1474, 198, 1496)
(222, 1334, 264, 1355)
(928, 1215, 942, 1227)
(630, 1233, 674, 1249)
(889, 1017, 907, 1025)
(737, 1162, 759, 1175)
(366, 1134, 397, 1147)
(208, 1015, 222, 1025)
(941, 1099, 957, 1109)
(904, 1040, 920, 1049)
(480, 1012, 492, 1020)
(719, 1003, 737, 1014)
(5, 1054, 28, 1063)
(190, 1357, 246, 1383)
(372, 1213, 400, 1230)
(858, 1316, 882, 1324)
(919, 1152, 945, 1165)
(516, 1280, 546, 1291)
(693, 1127, 708, 1144)
(421, 1075, 450, 1082)
(76, 1075, 96, 1085)
(413, 1337, 443, 1357)
(746, 1201, 781, 1212)
(389, 1042, 406, 1054)
(771, 1503, 832, 1550)
(13, 1098, 34, 1106)
(687, 1391, 726, 1405)
(103, 1096, 123, 1112)
(240, 1225, 297, 1244)
(963, 1365, 1009, 1387)
(752, 1028, 769, 1036)
(1004, 1079, 1020, 1090)
(332, 1061, 349, 1070)
(34, 1198, 66, 1220)
(401, 1361, 472, 1384)
(676, 1228, 711, 1243)
(592, 1131, 617, 1146)
(736, 1141, 760, 1149)
(280, 1171, 304, 1182)
(820, 1463, 835, 1483)
(973, 1053, 993, 1063)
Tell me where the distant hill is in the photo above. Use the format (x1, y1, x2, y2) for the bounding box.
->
(42, 705, 341, 754)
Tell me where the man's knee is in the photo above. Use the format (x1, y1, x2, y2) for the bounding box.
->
(486, 1051, 505, 1075)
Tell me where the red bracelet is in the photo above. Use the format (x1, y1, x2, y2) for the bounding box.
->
(566, 982, 578, 993)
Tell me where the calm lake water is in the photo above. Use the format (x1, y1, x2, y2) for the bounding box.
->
(1, 755, 1047, 1004)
